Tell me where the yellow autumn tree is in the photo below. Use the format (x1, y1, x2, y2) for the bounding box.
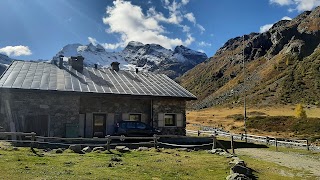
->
(295, 104, 307, 119)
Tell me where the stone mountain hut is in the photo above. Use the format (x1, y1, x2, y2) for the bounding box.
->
(0, 56, 196, 137)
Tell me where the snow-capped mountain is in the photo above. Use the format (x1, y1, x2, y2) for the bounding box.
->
(0, 53, 14, 75)
(53, 41, 208, 78)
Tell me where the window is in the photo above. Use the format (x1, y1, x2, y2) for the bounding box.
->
(164, 114, 176, 126)
(129, 114, 141, 121)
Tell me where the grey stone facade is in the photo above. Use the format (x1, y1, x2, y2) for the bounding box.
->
(0, 90, 79, 137)
(0, 89, 187, 137)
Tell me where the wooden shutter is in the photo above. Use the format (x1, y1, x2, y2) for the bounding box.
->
(79, 114, 85, 137)
(176, 113, 184, 127)
(122, 113, 129, 120)
(85, 113, 93, 137)
(106, 113, 115, 135)
(158, 113, 164, 127)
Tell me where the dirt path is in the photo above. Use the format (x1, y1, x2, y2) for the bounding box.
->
(236, 148, 320, 178)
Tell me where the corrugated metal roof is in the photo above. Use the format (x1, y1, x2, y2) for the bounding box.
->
(0, 61, 196, 99)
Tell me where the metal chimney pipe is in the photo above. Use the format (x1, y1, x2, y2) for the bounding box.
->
(59, 55, 64, 68)
(111, 62, 120, 72)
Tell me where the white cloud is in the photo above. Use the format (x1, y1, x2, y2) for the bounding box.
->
(259, 16, 292, 33)
(198, 41, 212, 47)
(295, 0, 320, 11)
(184, 12, 196, 24)
(102, 0, 196, 50)
(102, 42, 123, 50)
(197, 49, 205, 53)
(0, 45, 32, 57)
(181, 25, 190, 32)
(88, 37, 98, 45)
(270, 0, 320, 12)
(197, 24, 205, 34)
(181, 0, 190, 5)
(259, 24, 274, 33)
(270, 0, 292, 5)
(281, 16, 292, 20)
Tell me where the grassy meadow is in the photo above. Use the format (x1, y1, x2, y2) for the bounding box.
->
(0, 142, 319, 179)
(0, 142, 230, 180)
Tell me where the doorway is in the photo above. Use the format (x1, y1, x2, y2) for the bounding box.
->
(25, 115, 49, 136)
(93, 114, 106, 137)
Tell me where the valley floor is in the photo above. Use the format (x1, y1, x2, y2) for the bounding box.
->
(187, 105, 320, 141)
(237, 148, 320, 179)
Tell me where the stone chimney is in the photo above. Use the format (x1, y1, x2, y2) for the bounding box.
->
(111, 61, 120, 72)
(59, 55, 64, 68)
(69, 56, 84, 72)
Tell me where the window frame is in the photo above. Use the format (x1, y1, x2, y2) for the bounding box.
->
(164, 113, 176, 127)
(129, 113, 142, 121)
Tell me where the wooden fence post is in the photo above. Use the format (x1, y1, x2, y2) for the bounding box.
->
(106, 135, 111, 151)
(31, 132, 35, 149)
(212, 136, 217, 149)
(153, 135, 158, 149)
(231, 135, 235, 154)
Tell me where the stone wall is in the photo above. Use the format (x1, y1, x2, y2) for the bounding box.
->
(0, 90, 79, 137)
(153, 98, 186, 135)
(80, 95, 151, 124)
(0, 89, 188, 137)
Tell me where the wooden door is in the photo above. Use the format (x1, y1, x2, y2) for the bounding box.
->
(25, 115, 48, 136)
(93, 114, 106, 137)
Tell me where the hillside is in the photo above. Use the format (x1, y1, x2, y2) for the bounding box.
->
(179, 6, 320, 109)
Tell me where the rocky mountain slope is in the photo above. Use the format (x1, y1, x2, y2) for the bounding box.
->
(53, 41, 207, 79)
(0, 53, 14, 75)
(179, 6, 320, 109)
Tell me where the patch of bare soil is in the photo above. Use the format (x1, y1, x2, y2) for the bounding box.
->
(236, 148, 320, 178)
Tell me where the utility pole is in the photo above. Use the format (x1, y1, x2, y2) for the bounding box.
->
(243, 35, 247, 143)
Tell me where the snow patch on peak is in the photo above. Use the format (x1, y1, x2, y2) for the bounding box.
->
(128, 41, 144, 47)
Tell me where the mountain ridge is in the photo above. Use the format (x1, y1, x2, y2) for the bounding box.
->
(179, 6, 320, 109)
(53, 41, 208, 79)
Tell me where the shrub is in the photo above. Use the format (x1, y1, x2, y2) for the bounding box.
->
(295, 104, 307, 119)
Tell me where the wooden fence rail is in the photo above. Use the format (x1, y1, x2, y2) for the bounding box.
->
(187, 129, 312, 151)
(0, 132, 230, 153)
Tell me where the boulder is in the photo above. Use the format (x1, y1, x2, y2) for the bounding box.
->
(115, 146, 130, 153)
(226, 173, 251, 180)
(55, 148, 63, 154)
(137, 147, 150, 151)
(229, 158, 246, 167)
(230, 164, 253, 177)
(69, 145, 82, 153)
(92, 147, 104, 152)
(82, 146, 92, 153)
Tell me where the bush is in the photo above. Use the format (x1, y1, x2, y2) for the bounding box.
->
(295, 104, 307, 119)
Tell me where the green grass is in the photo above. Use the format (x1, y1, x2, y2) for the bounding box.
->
(247, 116, 320, 140)
(0, 143, 230, 180)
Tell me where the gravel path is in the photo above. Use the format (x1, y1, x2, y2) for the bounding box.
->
(236, 148, 320, 178)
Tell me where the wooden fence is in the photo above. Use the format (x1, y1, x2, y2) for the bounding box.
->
(0, 132, 234, 153)
(186, 129, 314, 151)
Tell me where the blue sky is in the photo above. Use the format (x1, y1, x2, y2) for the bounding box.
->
(0, 0, 319, 60)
